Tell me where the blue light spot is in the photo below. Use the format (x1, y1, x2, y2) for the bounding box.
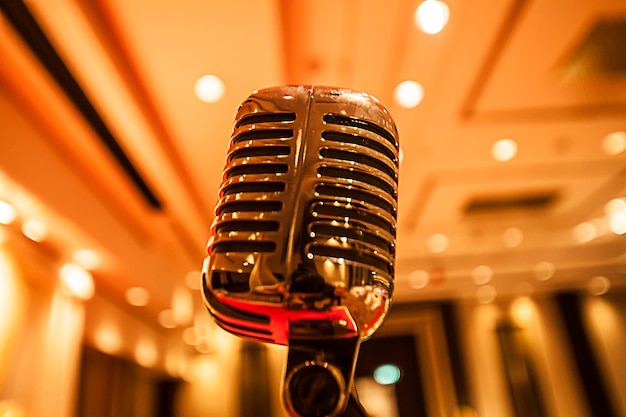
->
(373, 364, 401, 385)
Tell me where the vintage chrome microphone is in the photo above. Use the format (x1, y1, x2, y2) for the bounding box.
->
(201, 85, 399, 417)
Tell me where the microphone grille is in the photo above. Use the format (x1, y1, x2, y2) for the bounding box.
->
(210, 86, 399, 286)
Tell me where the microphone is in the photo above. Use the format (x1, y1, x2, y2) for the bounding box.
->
(201, 85, 399, 417)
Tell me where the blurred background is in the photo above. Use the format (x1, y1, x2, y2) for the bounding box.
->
(0, 0, 625, 416)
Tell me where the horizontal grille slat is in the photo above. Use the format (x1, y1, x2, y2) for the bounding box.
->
(322, 131, 397, 166)
(221, 181, 285, 196)
(320, 148, 396, 179)
(215, 220, 279, 233)
(323, 113, 397, 150)
(316, 184, 396, 217)
(225, 163, 288, 178)
(312, 203, 395, 235)
(216, 201, 282, 215)
(232, 129, 293, 144)
(228, 145, 291, 161)
(235, 112, 296, 128)
(310, 223, 393, 253)
(308, 245, 391, 274)
(318, 166, 396, 198)
(212, 241, 276, 253)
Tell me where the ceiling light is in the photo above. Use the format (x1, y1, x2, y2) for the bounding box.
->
(605, 198, 626, 216)
(608, 212, 626, 235)
(21, 218, 48, 242)
(587, 276, 610, 296)
(94, 323, 122, 354)
(471, 265, 493, 285)
(72, 249, 101, 270)
(601, 131, 626, 155)
(394, 80, 424, 108)
(185, 270, 201, 290)
(0, 200, 17, 225)
(573, 221, 597, 243)
(532, 261, 555, 281)
(59, 263, 94, 300)
(125, 286, 150, 306)
(135, 338, 158, 368)
(502, 227, 523, 247)
(194, 74, 225, 103)
(409, 269, 430, 289)
(510, 297, 534, 327)
(491, 138, 518, 161)
(414, 0, 450, 34)
(476, 285, 497, 304)
(427, 233, 449, 253)
(182, 327, 201, 346)
(157, 309, 177, 329)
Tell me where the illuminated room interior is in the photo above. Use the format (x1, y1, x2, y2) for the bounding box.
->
(0, 0, 625, 416)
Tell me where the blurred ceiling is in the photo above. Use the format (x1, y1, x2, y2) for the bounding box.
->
(1, 0, 625, 323)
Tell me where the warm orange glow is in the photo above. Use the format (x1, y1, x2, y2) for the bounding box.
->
(587, 276, 610, 296)
(409, 269, 430, 289)
(606, 199, 626, 235)
(394, 80, 424, 108)
(0, 400, 28, 417)
(414, 0, 450, 34)
(135, 338, 158, 368)
(190, 355, 219, 385)
(533, 261, 555, 281)
(194, 74, 225, 103)
(427, 233, 449, 253)
(125, 286, 150, 306)
(471, 265, 493, 285)
(491, 138, 518, 161)
(21, 218, 48, 242)
(502, 227, 523, 248)
(72, 249, 101, 270)
(0, 250, 26, 386)
(510, 297, 535, 328)
(601, 131, 626, 155)
(158, 309, 177, 328)
(93, 322, 123, 354)
(586, 298, 619, 338)
(354, 377, 399, 417)
(573, 221, 598, 243)
(0, 200, 17, 225)
(185, 270, 202, 290)
(59, 263, 94, 300)
(476, 285, 497, 304)
(182, 327, 200, 346)
(172, 286, 194, 326)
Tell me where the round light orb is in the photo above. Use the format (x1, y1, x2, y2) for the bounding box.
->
(0, 200, 17, 225)
(601, 131, 626, 155)
(60, 263, 94, 300)
(409, 270, 430, 289)
(394, 80, 424, 108)
(373, 364, 401, 385)
(125, 286, 150, 306)
(491, 138, 518, 161)
(194, 74, 225, 103)
(414, 0, 450, 34)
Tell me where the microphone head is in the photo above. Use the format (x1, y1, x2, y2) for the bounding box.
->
(202, 85, 399, 345)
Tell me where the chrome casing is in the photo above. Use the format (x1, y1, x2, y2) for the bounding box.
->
(201, 85, 399, 345)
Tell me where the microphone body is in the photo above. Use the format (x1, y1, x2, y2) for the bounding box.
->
(202, 85, 399, 417)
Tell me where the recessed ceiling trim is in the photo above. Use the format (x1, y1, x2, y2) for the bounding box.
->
(0, 0, 162, 210)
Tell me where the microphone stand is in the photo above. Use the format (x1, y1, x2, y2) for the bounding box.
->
(343, 391, 369, 417)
